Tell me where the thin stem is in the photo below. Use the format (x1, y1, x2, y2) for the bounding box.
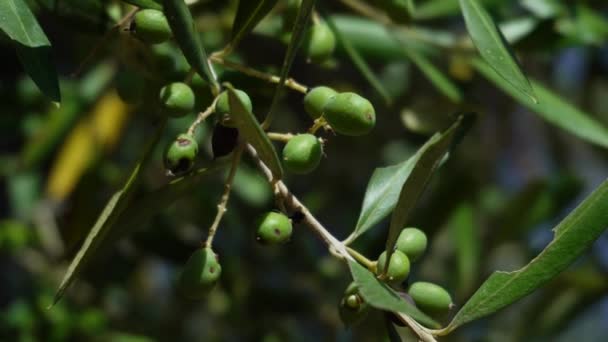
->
(204, 144, 244, 248)
(187, 96, 219, 136)
(346, 247, 376, 271)
(267, 132, 294, 143)
(338, 0, 391, 25)
(209, 56, 309, 94)
(396, 313, 439, 342)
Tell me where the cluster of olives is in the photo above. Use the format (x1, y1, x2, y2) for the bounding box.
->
(339, 228, 453, 326)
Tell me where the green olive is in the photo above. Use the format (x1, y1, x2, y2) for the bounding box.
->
(159, 82, 195, 117)
(303, 86, 337, 119)
(177, 247, 222, 299)
(164, 134, 198, 176)
(282, 134, 323, 174)
(323, 92, 376, 136)
(376, 250, 410, 284)
(214, 89, 253, 127)
(301, 23, 336, 63)
(131, 9, 172, 44)
(395, 227, 428, 262)
(256, 212, 293, 244)
(407, 282, 453, 314)
(338, 282, 369, 326)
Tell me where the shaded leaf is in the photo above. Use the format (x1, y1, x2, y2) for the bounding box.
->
(53, 120, 166, 305)
(472, 58, 608, 149)
(227, 88, 283, 179)
(441, 178, 608, 334)
(460, 0, 536, 102)
(162, 0, 219, 91)
(262, 0, 316, 128)
(230, 0, 278, 52)
(348, 259, 440, 329)
(15, 44, 61, 103)
(122, 0, 162, 10)
(384, 114, 473, 268)
(449, 203, 479, 297)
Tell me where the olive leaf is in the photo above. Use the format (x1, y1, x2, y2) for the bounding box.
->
(0, 0, 60, 102)
(460, 0, 537, 103)
(440, 178, 608, 334)
(449, 203, 480, 297)
(346, 114, 472, 244)
(227, 88, 283, 179)
(122, 0, 162, 10)
(323, 9, 392, 105)
(401, 48, 462, 103)
(472, 58, 608, 149)
(52, 120, 166, 305)
(348, 259, 440, 329)
(162, 0, 219, 92)
(229, 0, 279, 52)
(262, 0, 316, 129)
(383, 114, 473, 270)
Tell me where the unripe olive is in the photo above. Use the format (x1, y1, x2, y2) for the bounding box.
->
(376, 250, 410, 284)
(301, 23, 336, 63)
(395, 227, 428, 262)
(303, 86, 337, 119)
(131, 9, 172, 44)
(164, 134, 198, 175)
(407, 282, 453, 314)
(214, 89, 253, 127)
(159, 82, 195, 117)
(339, 282, 369, 326)
(282, 134, 323, 174)
(256, 212, 293, 244)
(177, 247, 222, 299)
(323, 92, 376, 136)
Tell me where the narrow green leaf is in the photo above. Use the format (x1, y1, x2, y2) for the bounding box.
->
(15, 44, 61, 103)
(348, 259, 440, 329)
(227, 88, 283, 179)
(441, 178, 608, 334)
(472, 58, 608, 149)
(121, 0, 162, 10)
(52, 120, 166, 305)
(324, 10, 392, 105)
(0, 0, 49, 47)
(459, 0, 537, 103)
(162, 0, 219, 92)
(449, 203, 479, 297)
(384, 115, 472, 267)
(262, 0, 316, 129)
(402, 48, 462, 102)
(230, 0, 278, 52)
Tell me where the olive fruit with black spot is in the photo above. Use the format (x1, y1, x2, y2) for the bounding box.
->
(301, 23, 336, 63)
(131, 9, 172, 44)
(164, 134, 198, 176)
(282, 134, 323, 174)
(396, 227, 428, 262)
(304, 86, 337, 119)
(159, 82, 195, 117)
(177, 247, 222, 299)
(323, 92, 376, 136)
(407, 282, 453, 314)
(214, 89, 253, 127)
(338, 282, 369, 326)
(256, 212, 292, 244)
(376, 250, 410, 284)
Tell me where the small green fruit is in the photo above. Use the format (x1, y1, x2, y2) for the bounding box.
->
(301, 23, 336, 63)
(256, 212, 293, 244)
(164, 134, 198, 175)
(339, 282, 369, 326)
(178, 247, 222, 299)
(131, 9, 172, 44)
(159, 82, 195, 117)
(214, 89, 253, 127)
(407, 282, 453, 314)
(303, 86, 337, 119)
(396, 227, 428, 262)
(282, 134, 323, 174)
(376, 250, 410, 284)
(323, 92, 376, 136)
